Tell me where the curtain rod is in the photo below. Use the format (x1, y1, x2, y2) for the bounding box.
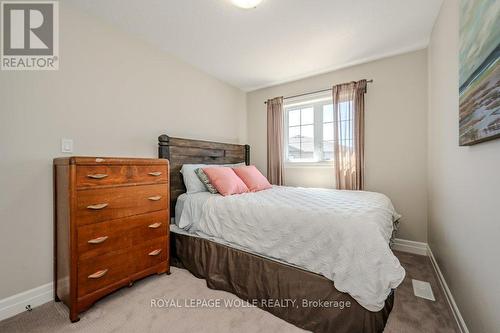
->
(264, 79, 373, 104)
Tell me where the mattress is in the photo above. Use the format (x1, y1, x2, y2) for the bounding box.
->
(172, 186, 405, 311)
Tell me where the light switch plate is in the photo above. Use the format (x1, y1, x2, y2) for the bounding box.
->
(61, 138, 73, 153)
(412, 279, 435, 301)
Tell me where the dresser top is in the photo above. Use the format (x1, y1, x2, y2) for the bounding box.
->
(53, 157, 169, 166)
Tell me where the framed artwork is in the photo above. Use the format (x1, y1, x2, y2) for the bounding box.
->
(459, 0, 500, 145)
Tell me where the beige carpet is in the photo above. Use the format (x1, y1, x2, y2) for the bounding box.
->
(0, 251, 459, 333)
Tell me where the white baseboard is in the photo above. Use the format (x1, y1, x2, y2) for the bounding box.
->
(0, 282, 53, 322)
(392, 238, 428, 256)
(427, 246, 469, 333)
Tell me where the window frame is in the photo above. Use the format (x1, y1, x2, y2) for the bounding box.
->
(283, 93, 336, 167)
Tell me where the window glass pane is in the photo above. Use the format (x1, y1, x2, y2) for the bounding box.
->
(323, 140, 334, 160)
(288, 145, 301, 160)
(288, 143, 301, 160)
(323, 104, 333, 122)
(301, 125, 314, 159)
(301, 107, 314, 125)
(323, 122, 333, 141)
(301, 150, 314, 160)
(301, 125, 314, 143)
(288, 109, 300, 126)
(288, 125, 300, 160)
(288, 126, 300, 140)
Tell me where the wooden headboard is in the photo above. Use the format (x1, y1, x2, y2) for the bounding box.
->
(158, 134, 250, 216)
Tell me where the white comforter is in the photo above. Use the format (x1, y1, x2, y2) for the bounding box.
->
(178, 186, 405, 311)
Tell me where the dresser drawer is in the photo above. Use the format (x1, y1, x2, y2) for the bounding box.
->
(76, 184, 168, 225)
(77, 210, 168, 259)
(76, 165, 168, 188)
(130, 210, 168, 245)
(131, 237, 168, 273)
(78, 249, 130, 297)
(78, 219, 131, 260)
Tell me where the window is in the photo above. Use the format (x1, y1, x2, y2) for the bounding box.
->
(284, 92, 352, 164)
(287, 107, 314, 161)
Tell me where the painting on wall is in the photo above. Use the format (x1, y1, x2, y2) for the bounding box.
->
(459, 0, 500, 146)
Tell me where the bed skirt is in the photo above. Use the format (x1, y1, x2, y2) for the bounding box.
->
(171, 232, 394, 333)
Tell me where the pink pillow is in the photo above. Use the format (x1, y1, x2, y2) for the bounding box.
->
(202, 167, 249, 196)
(232, 165, 272, 192)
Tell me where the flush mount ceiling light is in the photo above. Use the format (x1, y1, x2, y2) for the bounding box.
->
(231, 0, 263, 9)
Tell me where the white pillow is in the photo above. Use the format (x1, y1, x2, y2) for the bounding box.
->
(180, 164, 209, 193)
(180, 163, 245, 193)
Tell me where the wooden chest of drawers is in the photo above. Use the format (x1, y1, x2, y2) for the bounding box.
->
(53, 157, 170, 322)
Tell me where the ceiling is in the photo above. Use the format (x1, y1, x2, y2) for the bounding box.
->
(67, 0, 443, 91)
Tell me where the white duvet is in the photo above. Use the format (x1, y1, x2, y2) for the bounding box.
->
(178, 186, 405, 311)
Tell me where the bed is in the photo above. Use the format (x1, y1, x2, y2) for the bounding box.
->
(158, 134, 403, 333)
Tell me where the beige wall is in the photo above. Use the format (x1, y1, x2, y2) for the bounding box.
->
(0, 4, 246, 299)
(427, 1, 500, 332)
(247, 50, 429, 242)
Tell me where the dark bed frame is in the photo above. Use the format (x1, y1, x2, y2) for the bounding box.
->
(157, 134, 393, 333)
(158, 134, 250, 216)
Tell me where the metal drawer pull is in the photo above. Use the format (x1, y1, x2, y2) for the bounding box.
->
(88, 269, 108, 279)
(87, 174, 108, 179)
(148, 249, 162, 256)
(148, 222, 162, 229)
(148, 172, 162, 177)
(88, 236, 108, 244)
(87, 203, 108, 210)
(95, 158, 105, 163)
(148, 196, 162, 201)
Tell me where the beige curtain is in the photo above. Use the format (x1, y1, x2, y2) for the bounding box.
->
(332, 80, 367, 190)
(266, 97, 284, 185)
